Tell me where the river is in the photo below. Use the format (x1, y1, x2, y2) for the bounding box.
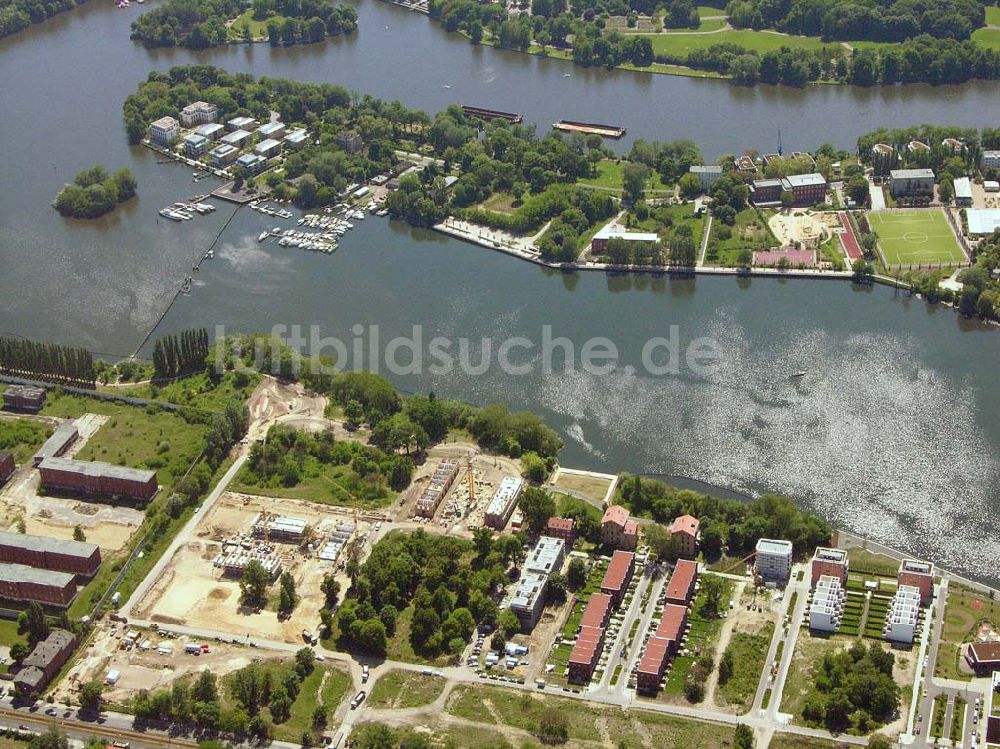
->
(1, 0, 999, 581)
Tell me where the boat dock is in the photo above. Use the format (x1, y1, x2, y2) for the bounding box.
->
(461, 106, 524, 124)
(552, 120, 626, 138)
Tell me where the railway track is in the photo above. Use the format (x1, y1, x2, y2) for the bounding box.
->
(0, 707, 198, 748)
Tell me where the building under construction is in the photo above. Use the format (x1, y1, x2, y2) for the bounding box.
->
(415, 460, 459, 518)
(215, 545, 283, 579)
(250, 513, 308, 543)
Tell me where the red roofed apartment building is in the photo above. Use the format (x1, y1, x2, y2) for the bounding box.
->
(546, 517, 576, 543)
(898, 559, 935, 605)
(601, 505, 638, 550)
(636, 603, 689, 693)
(664, 559, 699, 606)
(668, 515, 700, 559)
(567, 593, 616, 683)
(811, 547, 849, 587)
(965, 641, 1000, 676)
(601, 550, 636, 607)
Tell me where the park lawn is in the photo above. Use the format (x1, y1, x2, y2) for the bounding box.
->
(973, 26, 1000, 51)
(226, 9, 288, 40)
(577, 159, 668, 194)
(550, 472, 613, 503)
(705, 208, 777, 266)
(640, 28, 840, 57)
(936, 582, 1000, 681)
(478, 192, 519, 215)
(445, 683, 738, 747)
(867, 208, 966, 267)
(623, 201, 708, 249)
(717, 622, 774, 710)
(40, 392, 208, 487)
(986, 6, 1000, 25)
(110, 371, 259, 414)
(0, 417, 52, 464)
(367, 669, 445, 709)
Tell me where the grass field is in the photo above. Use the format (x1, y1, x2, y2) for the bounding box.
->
(577, 159, 670, 194)
(367, 669, 445, 709)
(0, 417, 52, 463)
(868, 208, 966, 267)
(986, 6, 1000, 25)
(936, 582, 1000, 681)
(717, 622, 774, 710)
(768, 737, 855, 749)
(639, 28, 841, 58)
(226, 9, 288, 40)
(973, 26, 1000, 51)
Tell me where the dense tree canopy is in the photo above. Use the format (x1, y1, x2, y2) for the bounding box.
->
(54, 164, 137, 219)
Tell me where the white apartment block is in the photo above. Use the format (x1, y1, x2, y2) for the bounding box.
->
(883, 584, 921, 644)
(755, 538, 793, 583)
(180, 101, 219, 127)
(809, 575, 846, 633)
(982, 150, 1000, 170)
(149, 116, 180, 147)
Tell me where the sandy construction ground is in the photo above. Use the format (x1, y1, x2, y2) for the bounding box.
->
(768, 210, 840, 248)
(137, 491, 375, 643)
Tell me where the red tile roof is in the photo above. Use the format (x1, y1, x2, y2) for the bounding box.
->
(655, 604, 687, 643)
(601, 551, 634, 595)
(580, 593, 612, 631)
(547, 517, 575, 533)
(624, 520, 638, 537)
(568, 626, 604, 666)
(669, 515, 699, 538)
(665, 559, 698, 603)
(602, 505, 630, 527)
(637, 636, 670, 677)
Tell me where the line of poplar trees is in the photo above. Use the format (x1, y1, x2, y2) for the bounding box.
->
(0, 336, 95, 386)
(151, 328, 210, 379)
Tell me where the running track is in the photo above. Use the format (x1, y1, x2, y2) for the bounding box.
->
(838, 211, 863, 261)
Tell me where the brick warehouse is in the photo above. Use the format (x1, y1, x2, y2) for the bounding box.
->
(0, 563, 77, 607)
(0, 530, 100, 577)
(38, 457, 158, 503)
(2, 384, 46, 412)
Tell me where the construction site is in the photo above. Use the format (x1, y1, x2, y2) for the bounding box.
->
(134, 491, 381, 643)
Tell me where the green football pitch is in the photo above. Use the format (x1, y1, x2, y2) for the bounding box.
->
(868, 208, 967, 267)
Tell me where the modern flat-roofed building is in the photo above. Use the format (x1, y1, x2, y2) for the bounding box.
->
(811, 547, 849, 587)
(525, 535, 566, 576)
(601, 505, 638, 550)
(195, 122, 225, 140)
(755, 538, 793, 584)
(954, 176, 973, 207)
(780, 173, 827, 206)
(982, 150, 1000, 170)
(545, 516, 575, 542)
(251, 514, 307, 543)
(897, 559, 934, 604)
(636, 603, 688, 693)
(284, 129, 309, 150)
(600, 550, 635, 607)
(209, 144, 240, 167)
(257, 121, 286, 140)
(0, 530, 100, 577)
(254, 138, 282, 158)
(889, 168, 935, 198)
(883, 584, 921, 643)
(180, 101, 219, 127)
(808, 575, 846, 633)
(689, 165, 723, 191)
(38, 457, 158, 503)
(0, 563, 77, 607)
(13, 629, 76, 696)
(0, 451, 13, 485)
(221, 129, 252, 148)
(183, 133, 210, 158)
(3, 384, 46, 412)
(33, 422, 78, 466)
(235, 153, 267, 175)
(590, 224, 660, 254)
(751, 178, 783, 206)
(149, 116, 180, 147)
(967, 208, 1000, 236)
(668, 514, 699, 559)
(567, 625, 605, 683)
(484, 476, 524, 530)
(226, 116, 257, 132)
(966, 641, 1000, 676)
(664, 558, 698, 606)
(509, 570, 548, 631)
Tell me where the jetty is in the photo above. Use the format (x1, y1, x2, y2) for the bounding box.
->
(552, 120, 626, 138)
(461, 105, 524, 124)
